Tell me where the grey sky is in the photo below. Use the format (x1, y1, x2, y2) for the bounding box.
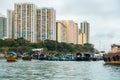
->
(0, 0, 120, 52)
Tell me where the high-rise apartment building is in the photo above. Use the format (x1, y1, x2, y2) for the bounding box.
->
(56, 22, 66, 43)
(74, 23, 78, 44)
(37, 8, 56, 42)
(0, 13, 7, 39)
(80, 21, 90, 43)
(13, 3, 37, 42)
(78, 33, 86, 45)
(7, 10, 14, 39)
(8, 3, 56, 42)
(57, 20, 78, 44)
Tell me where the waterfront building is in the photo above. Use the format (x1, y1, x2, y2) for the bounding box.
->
(56, 22, 66, 43)
(80, 21, 90, 43)
(57, 20, 78, 44)
(8, 3, 56, 43)
(0, 13, 7, 39)
(74, 23, 78, 44)
(7, 10, 14, 39)
(37, 8, 56, 42)
(13, 3, 37, 42)
(78, 33, 86, 45)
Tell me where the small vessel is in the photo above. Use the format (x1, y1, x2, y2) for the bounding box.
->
(6, 52, 17, 62)
(32, 51, 39, 59)
(22, 52, 32, 61)
(64, 54, 75, 61)
(38, 54, 46, 60)
(82, 53, 92, 61)
(75, 53, 82, 61)
(75, 52, 94, 61)
(103, 52, 120, 65)
(103, 44, 120, 65)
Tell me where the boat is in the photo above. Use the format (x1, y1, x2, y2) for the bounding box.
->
(82, 53, 92, 61)
(64, 54, 75, 61)
(6, 52, 17, 62)
(32, 51, 39, 59)
(38, 53, 48, 60)
(75, 52, 94, 61)
(103, 52, 120, 65)
(103, 44, 120, 65)
(75, 53, 82, 61)
(22, 52, 32, 61)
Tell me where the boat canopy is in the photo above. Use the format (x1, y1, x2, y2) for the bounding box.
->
(7, 52, 16, 55)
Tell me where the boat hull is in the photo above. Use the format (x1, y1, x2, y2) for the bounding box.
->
(103, 51, 120, 65)
(22, 57, 32, 61)
(105, 61, 120, 65)
(6, 56, 17, 62)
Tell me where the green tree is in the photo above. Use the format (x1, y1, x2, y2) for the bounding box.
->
(83, 43, 94, 53)
(0, 47, 9, 54)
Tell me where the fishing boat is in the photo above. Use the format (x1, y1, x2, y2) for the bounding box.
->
(75, 52, 94, 61)
(6, 52, 17, 62)
(22, 52, 32, 61)
(38, 54, 46, 60)
(103, 52, 120, 65)
(75, 53, 82, 61)
(103, 44, 120, 65)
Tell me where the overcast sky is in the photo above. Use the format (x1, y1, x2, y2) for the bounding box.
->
(0, 0, 120, 52)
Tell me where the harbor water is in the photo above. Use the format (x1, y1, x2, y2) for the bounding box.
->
(0, 59, 120, 80)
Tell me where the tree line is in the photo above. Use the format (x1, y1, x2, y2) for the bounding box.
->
(0, 38, 95, 54)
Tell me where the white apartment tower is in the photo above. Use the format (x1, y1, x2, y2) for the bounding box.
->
(37, 8, 56, 42)
(8, 3, 56, 42)
(0, 13, 7, 39)
(7, 10, 14, 39)
(13, 3, 37, 42)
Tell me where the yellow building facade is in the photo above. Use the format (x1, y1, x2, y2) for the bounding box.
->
(57, 20, 78, 44)
(78, 33, 86, 45)
(111, 44, 120, 53)
(56, 22, 66, 43)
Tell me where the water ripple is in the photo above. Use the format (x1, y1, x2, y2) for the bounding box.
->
(0, 60, 120, 80)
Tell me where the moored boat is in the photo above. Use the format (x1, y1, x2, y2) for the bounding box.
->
(22, 52, 32, 61)
(103, 44, 120, 65)
(75, 52, 94, 61)
(6, 52, 17, 62)
(103, 52, 120, 65)
(22, 57, 32, 61)
(38, 54, 47, 60)
(75, 53, 82, 61)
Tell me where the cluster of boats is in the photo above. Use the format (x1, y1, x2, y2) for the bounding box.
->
(6, 52, 32, 62)
(5, 44, 120, 65)
(5, 51, 100, 62)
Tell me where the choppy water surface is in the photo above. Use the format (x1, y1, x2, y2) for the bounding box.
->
(0, 59, 120, 80)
